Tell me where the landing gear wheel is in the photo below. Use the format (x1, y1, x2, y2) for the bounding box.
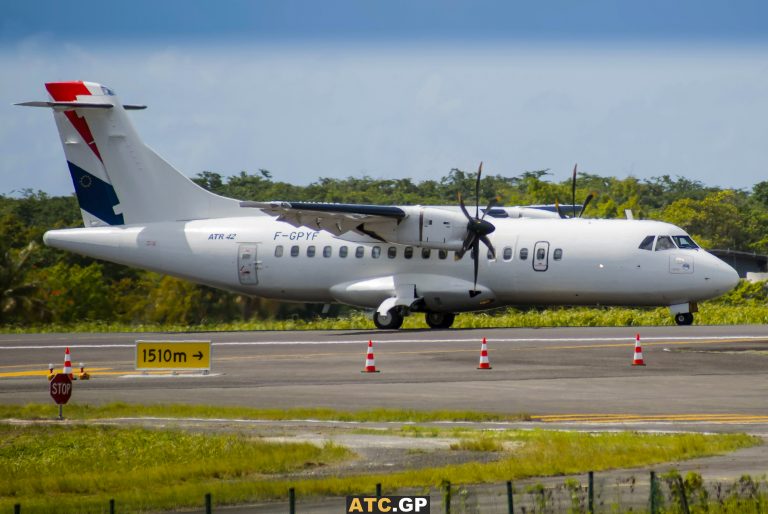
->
(425, 312, 456, 329)
(674, 312, 694, 326)
(373, 310, 404, 330)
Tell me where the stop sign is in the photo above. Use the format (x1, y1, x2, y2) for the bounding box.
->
(49, 374, 72, 405)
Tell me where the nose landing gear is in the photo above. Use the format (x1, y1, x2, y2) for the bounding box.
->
(670, 302, 696, 326)
(674, 312, 694, 326)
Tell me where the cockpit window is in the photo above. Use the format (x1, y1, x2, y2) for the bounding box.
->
(638, 235, 655, 251)
(671, 235, 699, 249)
(655, 236, 676, 251)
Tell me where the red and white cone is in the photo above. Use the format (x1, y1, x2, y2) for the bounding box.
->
(632, 333, 646, 366)
(362, 340, 380, 373)
(63, 347, 73, 378)
(477, 337, 492, 369)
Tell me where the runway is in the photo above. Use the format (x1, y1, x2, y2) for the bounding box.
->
(1, 325, 767, 432)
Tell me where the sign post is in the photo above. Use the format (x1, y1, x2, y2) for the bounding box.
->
(49, 373, 72, 420)
(135, 341, 212, 374)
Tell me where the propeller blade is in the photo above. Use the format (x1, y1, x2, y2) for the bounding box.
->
(474, 162, 483, 219)
(480, 196, 499, 220)
(471, 242, 480, 292)
(458, 192, 473, 222)
(570, 163, 578, 219)
(479, 234, 496, 260)
(455, 232, 476, 260)
(554, 198, 566, 219)
(579, 192, 596, 217)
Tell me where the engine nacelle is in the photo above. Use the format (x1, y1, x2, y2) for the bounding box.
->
(363, 206, 469, 250)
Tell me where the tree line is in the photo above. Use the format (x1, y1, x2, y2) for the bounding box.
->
(2, 169, 767, 326)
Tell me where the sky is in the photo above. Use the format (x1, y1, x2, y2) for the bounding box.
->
(2, 0, 768, 197)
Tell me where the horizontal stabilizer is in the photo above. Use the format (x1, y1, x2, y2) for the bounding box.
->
(15, 101, 146, 111)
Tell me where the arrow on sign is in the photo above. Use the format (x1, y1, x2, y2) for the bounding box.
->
(193, 351, 204, 360)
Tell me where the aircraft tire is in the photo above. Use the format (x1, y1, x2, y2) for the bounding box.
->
(674, 312, 694, 326)
(425, 312, 455, 329)
(373, 310, 404, 330)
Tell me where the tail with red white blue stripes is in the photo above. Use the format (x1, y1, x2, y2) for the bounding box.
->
(17, 81, 243, 226)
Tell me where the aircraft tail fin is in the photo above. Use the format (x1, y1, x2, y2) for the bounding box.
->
(19, 81, 244, 226)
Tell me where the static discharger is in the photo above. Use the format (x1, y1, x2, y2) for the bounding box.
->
(477, 337, 492, 369)
(362, 340, 380, 373)
(632, 333, 646, 366)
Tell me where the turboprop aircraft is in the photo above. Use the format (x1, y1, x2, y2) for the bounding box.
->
(18, 81, 739, 329)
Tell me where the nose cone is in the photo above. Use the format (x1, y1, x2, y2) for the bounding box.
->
(704, 253, 740, 296)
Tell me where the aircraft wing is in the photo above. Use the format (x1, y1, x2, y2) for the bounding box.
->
(240, 201, 405, 238)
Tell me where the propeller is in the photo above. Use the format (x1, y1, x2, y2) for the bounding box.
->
(555, 163, 595, 218)
(454, 162, 497, 297)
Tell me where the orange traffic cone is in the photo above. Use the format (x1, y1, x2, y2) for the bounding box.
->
(632, 333, 646, 366)
(361, 340, 380, 373)
(477, 337, 492, 369)
(63, 347, 73, 379)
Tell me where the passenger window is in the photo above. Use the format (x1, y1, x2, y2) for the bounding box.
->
(372, 246, 381, 258)
(438, 249, 448, 260)
(388, 247, 397, 259)
(323, 246, 332, 258)
(275, 245, 284, 257)
(339, 246, 348, 258)
(639, 235, 655, 251)
(553, 248, 563, 260)
(404, 246, 414, 259)
(355, 246, 365, 258)
(290, 245, 299, 257)
(655, 236, 676, 251)
(422, 248, 431, 259)
(487, 248, 495, 259)
(536, 248, 546, 260)
(503, 247, 513, 261)
(519, 248, 529, 260)
(307, 245, 316, 258)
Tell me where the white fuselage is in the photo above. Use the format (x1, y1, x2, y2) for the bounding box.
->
(44, 215, 739, 313)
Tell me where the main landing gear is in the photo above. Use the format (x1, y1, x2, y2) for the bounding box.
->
(425, 312, 455, 329)
(674, 312, 694, 326)
(373, 309, 404, 330)
(373, 309, 457, 330)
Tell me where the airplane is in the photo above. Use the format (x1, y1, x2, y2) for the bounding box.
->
(17, 81, 740, 329)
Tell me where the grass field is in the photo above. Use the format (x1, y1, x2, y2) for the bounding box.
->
(3, 303, 768, 333)
(0, 408, 759, 513)
(0, 402, 531, 423)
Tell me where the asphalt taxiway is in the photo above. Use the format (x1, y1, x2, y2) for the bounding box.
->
(1, 325, 767, 432)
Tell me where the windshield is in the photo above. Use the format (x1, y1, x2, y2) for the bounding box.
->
(671, 235, 699, 249)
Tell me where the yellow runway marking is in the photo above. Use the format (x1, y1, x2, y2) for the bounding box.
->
(0, 368, 113, 378)
(0, 368, 183, 378)
(532, 413, 768, 424)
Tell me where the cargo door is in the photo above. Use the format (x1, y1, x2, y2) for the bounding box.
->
(238, 244, 260, 285)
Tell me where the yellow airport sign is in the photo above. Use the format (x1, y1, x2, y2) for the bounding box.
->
(136, 341, 212, 371)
